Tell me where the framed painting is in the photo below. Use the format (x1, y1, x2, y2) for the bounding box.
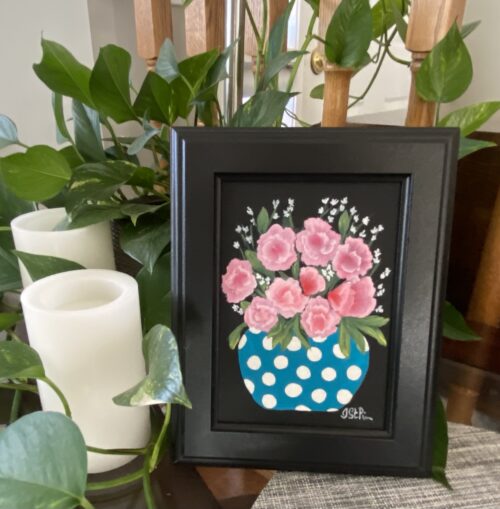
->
(171, 127, 459, 476)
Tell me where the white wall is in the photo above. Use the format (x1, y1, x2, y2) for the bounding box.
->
(0, 0, 93, 151)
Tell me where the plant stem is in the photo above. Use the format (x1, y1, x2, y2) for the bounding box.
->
(80, 498, 95, 509)
(16, 141, 30, 149)
(244, 0, 262, 48)
(0, 382, 39, 394)
(86, 468, 144, 491)
(9, 390, 22, 423)
(143, 466, 157, 509)
(103, 118, 126, 159)
(7, 331, 23, 343)
(149, 404, 171, 469)
(435, 102, 441, 126)
(87, 445, 148, 456)
(41, 376, 72, 418)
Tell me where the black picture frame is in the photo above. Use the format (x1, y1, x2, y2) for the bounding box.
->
(171, 127, 459, 476)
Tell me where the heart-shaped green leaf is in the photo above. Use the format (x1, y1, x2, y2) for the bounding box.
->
(52, 93, 71, 144)
(113, 324, 191, 408)
(0, 313, 22, 332)
(72, 100, 106, 162)
(0, 145, 71, 201)
(231, 91, 295, 127)
(134, 72, 177, 125)
(266, 2, 295, 64)
(371, 0, 408, 39)
(325, 0, 372, 68)
(14, 251, 84, 282)
(120, 203, 167, 226)
(67, 203, 124, 229)
(0, 233, 22, 292)
(0, 181, 35, 226)
(310, 84, 324, 99)
(458, 137, 496, 159)
(438, 102, 500, 137)
(0, 115, 19, 149)
(259, 51, 306, 91)
(0, 411, 89, 509)
(90, 45, 137, 123)
(460, 20, 481, 39)
(127, 126, 160, 156)
(156, 39, 180, 83)
(442, 301, 481, 341)
(0, 340, 44, 380)
(33, 38, 94, 107)
(416, 23, 472, 103)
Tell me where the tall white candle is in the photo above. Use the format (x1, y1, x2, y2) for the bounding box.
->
(21, 269, 151, 473)
(11, 208, 115, 287)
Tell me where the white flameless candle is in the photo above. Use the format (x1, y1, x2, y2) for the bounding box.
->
(11, 207, 115, 287)
(21, 269, 151, 473)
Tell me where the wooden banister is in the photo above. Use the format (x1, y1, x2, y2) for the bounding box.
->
(185, 0, 225, 56)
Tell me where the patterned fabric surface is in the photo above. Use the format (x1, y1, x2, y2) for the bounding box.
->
(253, 424, 500, 509)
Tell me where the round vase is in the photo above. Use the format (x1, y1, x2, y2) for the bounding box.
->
(237, 329, 369, 412)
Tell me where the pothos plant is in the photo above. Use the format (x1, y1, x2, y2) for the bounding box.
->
(0, 0, 495, 505)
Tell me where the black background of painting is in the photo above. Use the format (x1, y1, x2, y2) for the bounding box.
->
(215, 175, 404, 431)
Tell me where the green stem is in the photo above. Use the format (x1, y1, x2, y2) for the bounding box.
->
(9, 390, 22, 423)
(244, 0, 262, 48)
(87, 445, 148, 456)
(262, 0, 268, 45)
(7, 331, 23, 342)
(15, 141, 30, 149)
(41, 376, 71, 417)
(80, 498, 95, 509)
(0, 382, 39, 394)
(435, 102, 441, 126)
(143, 466, 157, 509)
(149, 404, 171, 469)
(103, 118, 126, 159)
(86, 468, 144, 491)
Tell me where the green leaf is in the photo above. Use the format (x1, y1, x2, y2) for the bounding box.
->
(310, 84, 324, 99)
(0, 340, 44, 380)
(13, 251, 84, 282)
(58, 146, 84, 169)
(113, 324, 191, 408)
(304, 0, 319, 15)
(134, 72, 176, 125)
(0, 313, 22, 331)
(120, 216, 170, 273)
(357, 324, 387, 346)
(0, 145, 71, 201)
(350, 315, 389, 327)
(438, 102, 500, 137)
(291, 260, 300, 279)
(338, 321, 351, 358)
(371, 0, 408, 39)
(0, 411, 88, 509)
(245, 250, 274, 278)
(338, 210, 350, 236)
(442, 301, 481, 341)
(33, 38, 94, 107)
(259, 51, 306, 91)
(416, 23, 472, 103)
(137, 253, 171, 332)
(121, 203, 166, 226)
(127, 125, 160, 156)
(458, 137, 496, 159)
(52, 93, 71, 143)
(228, 322, 247, 349)
(179, 50, 219, 93)
(90, 44, 137, 123)
(432, 399, 451, 489)
(72, 100, 106, 162)
(0, 114, 19, 149)
(0, 234, 21, 292)
(231, 91, 295, 127)
(0, 180, 35, 226)
(266, 2, 295, 64)
(128, 166, 156, 188)
(67, 202, 124, 229)
(343, 320, 367, 353)
(325, 0, 373, 68)
(461, 20, 481, 39)
(389, 0, 407, 41)
(156, 39, 180, 83)
(256, 207, 271, 234)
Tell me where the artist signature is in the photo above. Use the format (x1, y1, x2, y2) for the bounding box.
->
(340, 406, 373, 421)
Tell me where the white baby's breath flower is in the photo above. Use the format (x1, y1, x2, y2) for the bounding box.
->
(377, 283, 384, 289)
(250, 218, 256, 225)
(272, 212, 279, 220)
(236, 226, 242, 233)
(322, 197, 329, 204)
(371, 235, 377, 242)
(374, 248, 381, 257)
(318, 207, 324, 214)
(327, 216, 334, 223)
(233, 241, 240, 249)
(246, 207, 254, 216)
(353, 215, 359, 223)
(370, 227, 378, 234)
(359, 230, 366, 238)
(330, 208, 338, 216)
(350, 206, 357, 214)
(378, 225, 384, 232)
(375, 305, 384, 313)
(362, 216, 370, 225)
(246, 236, 252, 243)
(272, 199, 280, 209)
(284, 211, 290, 217)
(242, 226, 249, 233)
(288, 198, 295, 205)
(330, 198, 339, 206)
(350, 225, 356, 233)
(380, 273, 385, 279)
(339, 205, 345, 212)
(341, 197, 348, 204)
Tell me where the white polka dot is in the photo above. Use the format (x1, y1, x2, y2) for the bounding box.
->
(327, 408, 338, 412)
(249, 327, 260, 334)
(337, 389, 353, 405)
(311, 388, 327, 403)
(287, 336, 301, 351)
(347, 365, 362, 381)
(311, 336, 327, 343)
(307, 346, 322, 362)
(296, 365, 311, 380)
(285, 383, 303, 398)
(333, 344, 346, 359)
(244, 379, 254, 394)
(262, 372, 276, 386)
(296, 405, 311, 412)
(262, 336, 273, 350)
(321, 367, 337, 381)
(274, 355, 288, 369)
(262, 394, 277, 409)
(247, 355, 261, 370)
(238, 335, 247, 349)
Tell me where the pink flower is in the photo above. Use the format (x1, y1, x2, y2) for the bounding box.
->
(244, 297, 278, 332)
(300, 297, 340, 339)
(257, 224, 297, 271)
(332, 237, 373, 280)
(221, 259, 257, 303)
(266, 278, 308, 318)
(327, 277, 376, 318)
(296, 217, 340, 266)
(299, 267, 326, 296)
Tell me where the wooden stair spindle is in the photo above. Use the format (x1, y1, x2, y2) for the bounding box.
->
(184, 0, 225, 56)
(319, 0, 352, 127)
(405, 0, 467, 127)
(133, 0, 173, 71)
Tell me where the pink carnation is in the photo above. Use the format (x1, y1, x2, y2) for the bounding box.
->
(296, 217, 340, 267)
(221, 259, 257, 303)
(327, 277, 376, 318)
(299, 267, 326, 296)
(300, 297, 340, 340)
(332, 237, 373, 280)
(266, 277, 308, 318)
(244, 297, 278, 332)
(256, 224, 297, 271)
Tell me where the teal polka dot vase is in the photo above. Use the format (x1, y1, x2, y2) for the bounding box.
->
(237, 329, 370, 411)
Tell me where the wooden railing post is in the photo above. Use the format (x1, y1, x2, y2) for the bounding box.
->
(405, 0, 466, 127)
(185, 0, 225, 56)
